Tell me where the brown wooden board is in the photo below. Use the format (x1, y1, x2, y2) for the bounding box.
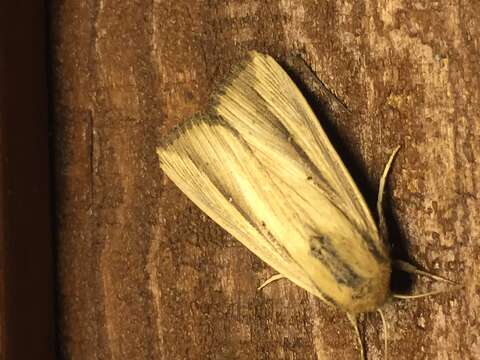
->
(0, 1, 55, 359)
(50, 1, 479, 359)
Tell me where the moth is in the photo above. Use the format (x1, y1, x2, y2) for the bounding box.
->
(157, 51, 454, 359)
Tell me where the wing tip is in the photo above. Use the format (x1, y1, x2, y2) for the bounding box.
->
(211, 51, 270, 109)
(157, 113, 225, 156)
(157, 118, 202, 169)
(158, 50, 272, 158)
(158, 115, 202, 149)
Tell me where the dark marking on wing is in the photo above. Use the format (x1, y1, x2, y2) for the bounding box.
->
(357, 229, 389, 264)
(309, 235, 363, 288)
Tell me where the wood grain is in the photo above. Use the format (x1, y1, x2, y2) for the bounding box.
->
(50, 1, 479, 359)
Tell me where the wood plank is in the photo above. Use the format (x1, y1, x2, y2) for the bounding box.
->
(51, 1, 479, 358)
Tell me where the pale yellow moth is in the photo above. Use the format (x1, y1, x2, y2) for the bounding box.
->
(157, 51, 454, 359)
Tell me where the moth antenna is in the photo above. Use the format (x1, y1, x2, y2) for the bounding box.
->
(393, 260, 462, 299)
(377, 309, 388, 360)
(257, 274, 285, 290)
(393, 260, 457, 285)
(288, 54, 351, 114)
(377, 145, 401, 241)
(347, 313, 365, 360)
(393, 286, 463, 300)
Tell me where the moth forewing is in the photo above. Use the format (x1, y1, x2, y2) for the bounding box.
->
(214, 54, 382, 243)
(158, 117, 329, 302)
(213, 52, 391, 311)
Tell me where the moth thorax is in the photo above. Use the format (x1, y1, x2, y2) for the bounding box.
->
(344, 262, 391, 314)
(308, 235, 391, 313)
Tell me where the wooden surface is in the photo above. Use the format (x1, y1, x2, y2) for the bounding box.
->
(50, 1, 479, 359)
(0, 2, 55, 359)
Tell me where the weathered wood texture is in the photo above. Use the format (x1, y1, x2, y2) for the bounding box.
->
(50, 1, 479, 359)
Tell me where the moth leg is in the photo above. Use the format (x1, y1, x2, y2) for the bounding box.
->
(377, 146, 401, 240)
(393, 260, 461, 299)
(347, 313, 365, 360)
(257, 274, 285, 290)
